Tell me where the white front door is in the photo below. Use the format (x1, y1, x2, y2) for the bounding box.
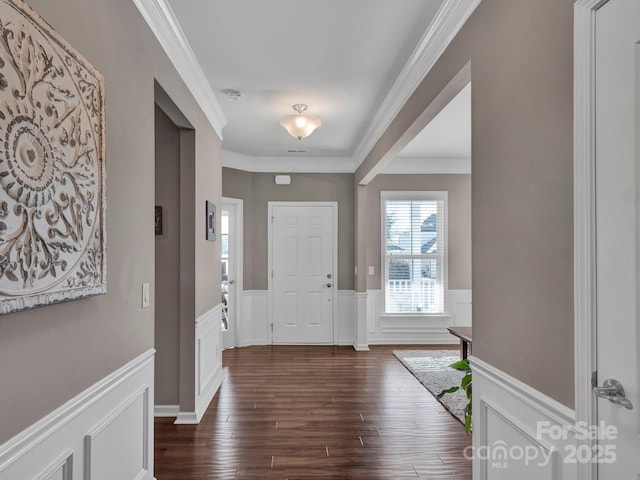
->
(270, 203, 336, 344)
(594, 0, 640, 476)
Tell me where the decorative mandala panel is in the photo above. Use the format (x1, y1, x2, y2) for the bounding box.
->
(0, 0, 106, 314)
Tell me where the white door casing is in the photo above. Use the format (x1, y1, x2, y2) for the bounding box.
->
(268, 202, 337, 344)
(594, 0, 640, 476)
(575, 1, 640, 478)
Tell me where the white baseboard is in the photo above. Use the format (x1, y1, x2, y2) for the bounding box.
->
(471, 357, 578, 479)
(174, 412, 199, 425)
(154, 405, 179, 418)
(0, 350, 155, 480)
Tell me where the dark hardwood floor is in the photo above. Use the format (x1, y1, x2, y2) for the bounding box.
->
(155, 345, 472, 479)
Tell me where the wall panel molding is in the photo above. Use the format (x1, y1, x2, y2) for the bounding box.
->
(84, 388, 150, 480)
(236, 289, 469, 347)
(239, 290, 358, 347)
(366, 289, 471, 344)
(337, 290, 357, 346)
(173, 304, 223, 425)
(471, 357, 577, 480)
(0, 350, 155, 480)
(240, 290, 269, 346)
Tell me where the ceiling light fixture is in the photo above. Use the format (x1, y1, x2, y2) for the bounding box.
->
(280, 104, 321, 140)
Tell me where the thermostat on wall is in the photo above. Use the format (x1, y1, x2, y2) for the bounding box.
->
(275, 175, 291, 185)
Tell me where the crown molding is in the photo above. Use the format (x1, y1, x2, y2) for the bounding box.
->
(382, 157, 471, 175)
(351, 0, 481, 170)
(222, 150, 356, 174)
(132, 0, 227, 138)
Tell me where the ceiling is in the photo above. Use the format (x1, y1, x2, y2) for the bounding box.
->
(383, 83, 471, 174)
(160, 0, 471, 174)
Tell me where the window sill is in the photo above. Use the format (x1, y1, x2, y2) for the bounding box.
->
(381, 313, 450, 320)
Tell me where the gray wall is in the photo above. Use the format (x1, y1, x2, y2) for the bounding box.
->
(365, 174, 471, 291)
(0, 0, 222, 442)
(222, 168, 355, 291)
(356, 0, 574, 407)
(154, 106, 180, 406)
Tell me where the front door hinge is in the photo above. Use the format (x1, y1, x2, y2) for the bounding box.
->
(271, 216, 275, 225)
(271, 270, 274, 279)
(591, 370, 598, 389)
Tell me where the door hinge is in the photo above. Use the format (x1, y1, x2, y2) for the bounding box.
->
(591, 370, 598, 389)
(271, 216, 275, 225)
(271, 270, 274, 279)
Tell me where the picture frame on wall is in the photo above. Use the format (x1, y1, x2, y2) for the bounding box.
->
(155, 206, 163, 235)
(206, 200, 216, 241)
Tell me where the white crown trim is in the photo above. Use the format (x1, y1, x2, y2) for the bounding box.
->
(132, 0, 227, 138)
(222, 150, 356, 173)
(351, 0, 481, 170)
(382, 157, 471, 174)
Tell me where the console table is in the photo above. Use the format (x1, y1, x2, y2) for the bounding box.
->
(447, 326, 472, 360)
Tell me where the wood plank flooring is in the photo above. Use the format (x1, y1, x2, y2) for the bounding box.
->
(155, 345, 471, 479)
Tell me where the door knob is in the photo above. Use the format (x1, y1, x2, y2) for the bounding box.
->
(324, 283, 332, 288)
(593, 378, 633, 410)
(229, 280, 235, 285)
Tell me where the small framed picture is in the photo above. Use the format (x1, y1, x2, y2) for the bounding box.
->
(206, 200, 216, 241)
(155, 206, 163, 235)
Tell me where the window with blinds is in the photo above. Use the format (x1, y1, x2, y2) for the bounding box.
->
(382, 192, 446, 314)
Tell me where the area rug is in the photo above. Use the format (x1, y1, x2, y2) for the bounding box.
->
(393, 350, 468, 425)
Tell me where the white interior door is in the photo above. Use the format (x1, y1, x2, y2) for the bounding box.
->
(594, 0, 640, 476)
(221, 199, 242, 350)
(270, 203, 336, 344)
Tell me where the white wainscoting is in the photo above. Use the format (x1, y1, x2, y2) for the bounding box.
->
(448, 289, 472, 326)
(471, 357, 578, 480)
(366, 289, 471, 344)
(239, 290, 358, 347)
(240, 290, 269, 346)
(337, 290, 356, 346)
(0, 350, 155, 480)
(176, 304, 224, 424)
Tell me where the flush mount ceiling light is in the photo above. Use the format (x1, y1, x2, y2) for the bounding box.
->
(280, 104, 321, 140)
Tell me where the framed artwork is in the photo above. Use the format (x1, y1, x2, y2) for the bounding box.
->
(206, 201, 216, 241)
(155, 206, 163, 235)
(0, 0, 106, 314)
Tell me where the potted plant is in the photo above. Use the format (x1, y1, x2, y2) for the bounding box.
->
(437, 358, 472, 433)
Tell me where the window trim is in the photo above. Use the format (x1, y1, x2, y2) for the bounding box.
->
(380, 191, 449, 315)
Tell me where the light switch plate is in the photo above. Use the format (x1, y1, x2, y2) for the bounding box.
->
(368, 266, 374, 276)
(142, 283, 150, 308)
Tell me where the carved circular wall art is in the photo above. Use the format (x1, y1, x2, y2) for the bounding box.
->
(0, 0, 106, 313)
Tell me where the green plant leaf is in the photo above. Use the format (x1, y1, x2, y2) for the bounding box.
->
(436, 386, 460, 399)
(448, 359, 471, 371)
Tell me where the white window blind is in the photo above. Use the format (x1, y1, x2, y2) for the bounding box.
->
(383, 194, 445, 314)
